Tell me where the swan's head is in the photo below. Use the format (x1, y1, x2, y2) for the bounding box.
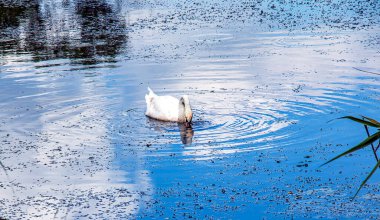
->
(180, 95, 192, 126)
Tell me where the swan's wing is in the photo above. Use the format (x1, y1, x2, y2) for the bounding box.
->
(146, 95, 179, 121)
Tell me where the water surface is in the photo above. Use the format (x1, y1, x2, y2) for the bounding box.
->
(0, 0, 380, 219)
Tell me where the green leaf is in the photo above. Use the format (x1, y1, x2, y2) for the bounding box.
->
(361, 116, 380, 127)
(352, 159, 380, 199)
(321, 131, 380, 167)
(340, 116, 380, 128)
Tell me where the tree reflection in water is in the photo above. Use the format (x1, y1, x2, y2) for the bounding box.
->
(0, 0, 127, 64)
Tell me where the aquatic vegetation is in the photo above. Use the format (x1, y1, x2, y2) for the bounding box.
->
(323, 116, 380, 199)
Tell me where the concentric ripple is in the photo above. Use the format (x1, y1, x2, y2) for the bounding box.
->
(183, 110, 291, 157)
(114, 103, 304, 160)
(114, 72, 380, 160)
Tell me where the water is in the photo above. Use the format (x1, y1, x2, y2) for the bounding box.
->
(0, 0, 380, 219)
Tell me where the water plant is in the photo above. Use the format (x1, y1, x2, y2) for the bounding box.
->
(322, 116, 380, 199)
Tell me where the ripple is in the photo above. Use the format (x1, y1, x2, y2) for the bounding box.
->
(1, 0, 380, 219)
(115, 104, 301, 160)
(111, 65, 380, 160)
(180, 109, 295, 157)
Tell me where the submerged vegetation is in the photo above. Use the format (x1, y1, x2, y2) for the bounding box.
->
(323, 116, 380, 199)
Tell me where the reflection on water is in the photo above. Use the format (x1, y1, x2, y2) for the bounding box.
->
(0, 0, 380, 219)
(179, 123, 194, 145)
(0, 0, 127, 64)
(0, 1, 144, 219)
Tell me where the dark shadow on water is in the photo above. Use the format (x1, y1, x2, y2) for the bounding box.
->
(179, 123, 194, 145)
(146, 116, 195, 146)
(0, 0, 128, 64)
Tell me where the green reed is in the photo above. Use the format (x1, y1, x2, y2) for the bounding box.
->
(322, 116, 380, 199)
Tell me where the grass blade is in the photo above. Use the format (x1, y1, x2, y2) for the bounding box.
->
(340, 116, 380, 128)
(352, 159, 380, 199)
(361, 116, 380, 127)
(321, 131, 380, 166)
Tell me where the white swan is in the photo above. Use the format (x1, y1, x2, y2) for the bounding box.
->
(145, 87, 193, 125)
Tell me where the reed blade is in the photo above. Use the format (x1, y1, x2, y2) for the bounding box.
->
(321, 131, 380, 166)
(361, 116, 380, 127)
(340, 116, 380, 128)
(353, 159, 380, 199)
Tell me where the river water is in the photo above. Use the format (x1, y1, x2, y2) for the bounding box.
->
(0, 0, 380, 219)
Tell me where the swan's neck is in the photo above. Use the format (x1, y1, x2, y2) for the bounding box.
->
(178, 101, 186, 122)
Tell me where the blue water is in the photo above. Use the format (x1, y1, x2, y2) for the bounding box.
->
(0, 0, 380, 219)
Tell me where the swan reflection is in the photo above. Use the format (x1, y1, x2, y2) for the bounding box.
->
(179, 123, 194, 145)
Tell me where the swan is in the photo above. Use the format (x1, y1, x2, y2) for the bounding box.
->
(145, 87, 193, 126)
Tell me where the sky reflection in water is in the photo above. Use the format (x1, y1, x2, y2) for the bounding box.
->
(0, 0, 380, 219)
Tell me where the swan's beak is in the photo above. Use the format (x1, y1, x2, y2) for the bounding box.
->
(185, 110, 193, 127)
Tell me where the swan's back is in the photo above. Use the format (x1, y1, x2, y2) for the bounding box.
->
(145, 88, 180, 122)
